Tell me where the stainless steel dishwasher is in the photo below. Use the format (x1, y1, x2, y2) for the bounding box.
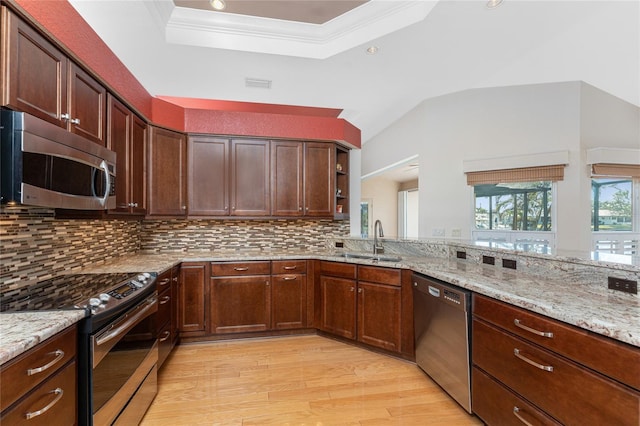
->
(413, 272, 472, 413)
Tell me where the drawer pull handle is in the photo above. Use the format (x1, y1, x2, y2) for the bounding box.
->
(513, 348, 554, 372)
(25, 388, 64, 419)
(159, 295, 171, 304)
(233, 267, 249, 271)
(159, 331, 171, 342)
(514, 319, 554, 338)
(282, 266, 297, 270)
(282, 276, 297, 281)
(159, 278, 171, 286)
(513, 406, 534, 426)
(27, 350, 64, 376)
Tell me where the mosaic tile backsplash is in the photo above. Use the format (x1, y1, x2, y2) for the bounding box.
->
(140, 219, 350, 252)
(1, 207, 350, 292)
(1, 207, 140, 292)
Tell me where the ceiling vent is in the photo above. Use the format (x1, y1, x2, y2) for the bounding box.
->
(245, 78, 272, 89)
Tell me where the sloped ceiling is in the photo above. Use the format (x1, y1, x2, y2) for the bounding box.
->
(69, 0, 640, 143)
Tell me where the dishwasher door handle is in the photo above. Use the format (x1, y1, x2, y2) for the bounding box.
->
(428, 286, 440, 297)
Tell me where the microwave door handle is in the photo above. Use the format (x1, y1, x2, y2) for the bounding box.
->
(99, 160, 110, 207)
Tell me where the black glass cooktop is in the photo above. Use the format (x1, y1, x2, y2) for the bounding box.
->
(0, 273, 142, 312)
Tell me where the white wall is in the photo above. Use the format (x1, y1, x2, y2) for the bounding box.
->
(361, 81, 639, 253)
(361, 176, 400, 238)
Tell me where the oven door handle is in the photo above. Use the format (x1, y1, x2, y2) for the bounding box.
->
(95, 297, 157, 347)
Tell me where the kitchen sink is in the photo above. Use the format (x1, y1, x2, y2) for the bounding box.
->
(338, 252, 402, 262)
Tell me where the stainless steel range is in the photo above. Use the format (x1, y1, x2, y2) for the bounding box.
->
(1, 272, 158, 425)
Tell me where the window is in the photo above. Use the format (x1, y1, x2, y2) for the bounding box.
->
(474, 181, 553, 231)
(591, 178, 633, 231)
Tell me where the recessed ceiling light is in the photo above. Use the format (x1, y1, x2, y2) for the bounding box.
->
(210, 0, 226, 11)
(366, 46, 379, 55)
(486, 0, 503, 9)
(245, 77, 272, 89)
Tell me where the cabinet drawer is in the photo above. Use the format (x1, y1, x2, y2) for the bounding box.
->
(271, 260, 307, 274)
(156, 270, 172, 293)
(1, 360, 77, 425)
(157, 288, 172, 328)
(473, 294, 640, 390)
(1, 327, 77, 411)
(211, 261, 271, 276)
(472, 367, 561, 426)
(319, 261, 357, 279)
(358, 265, 401, 286)
(473, 319, 640, 426)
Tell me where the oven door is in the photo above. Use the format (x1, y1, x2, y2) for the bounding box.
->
(91, 294, 158, 425)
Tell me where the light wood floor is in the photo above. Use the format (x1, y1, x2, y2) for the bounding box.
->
(141, 335, 483, 425)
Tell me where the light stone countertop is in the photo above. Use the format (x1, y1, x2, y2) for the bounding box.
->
(0, 310, 86, 365)
(2, 248, 638, 366)
(79, 250, 639, 348)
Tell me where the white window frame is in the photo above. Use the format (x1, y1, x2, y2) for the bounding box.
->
(591, 178, 639, 255)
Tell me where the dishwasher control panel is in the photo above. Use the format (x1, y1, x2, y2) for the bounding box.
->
(443, 289, 461, 304)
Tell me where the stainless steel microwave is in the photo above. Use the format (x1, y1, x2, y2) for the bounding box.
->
(1, 110, 116, 210)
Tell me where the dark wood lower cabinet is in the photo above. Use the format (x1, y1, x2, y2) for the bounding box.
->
(210, 275, 271, 334)
(178, 262, 208, 336)
(472, 295, 640, 426)
(271, 273, 307, 330)
(357, 281, 401, 352)
(319, 275, 357, 339)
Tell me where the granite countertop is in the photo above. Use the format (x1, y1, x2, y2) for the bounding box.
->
(2, 249, 638, 366)
(79, 250, 639, 348)
(0, 310, 86, 365)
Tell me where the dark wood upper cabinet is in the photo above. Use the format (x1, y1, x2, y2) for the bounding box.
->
(188, 136, 229, 216)
(230, 139, 270, 216)
(2, 7, 67, 126)
(148, 126, 187, 216)
(1, 8, 106, 145)
(305, 142, 335, 217)
(106, 94, 146, 215)
(271, 140, 304, 216)
(68, 63, 106, 145)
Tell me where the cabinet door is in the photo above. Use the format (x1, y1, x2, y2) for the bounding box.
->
(304, 142, 335, 217)
(272, 274, 307, 330)
(319, 276, 356, 339)
(271, 141, 303, 216)
(178, 263, 207, 333)
(68, 63, 106, 145)
(130, 114, 147, 215)
(188, 136, 229, 216)
(210, 276, 271, 334)
(230, 139, 270, 216)
(148, 127, 187, 216)
(106, 95, 132, 212)
(2, 8, 67, 127)
(357, 281, 401, 352)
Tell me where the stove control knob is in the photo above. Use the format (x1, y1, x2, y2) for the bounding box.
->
(131, 280, 143, 288)
(89, 298, 102, 307)
(137, 275, 146, 282)
(99, 293, 111, 302)
(142, 272, 151, 279)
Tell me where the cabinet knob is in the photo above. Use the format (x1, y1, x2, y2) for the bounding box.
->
(182, 206, 186, 210)
(350, 287, 354, 292)
(299, 207, 302, 211)
(358, 288, 363, 293)
(70, 118, 80, 125)
(305, 207, 309, 211)
(61, 113, 70, 121)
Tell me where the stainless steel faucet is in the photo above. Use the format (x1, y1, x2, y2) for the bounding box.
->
(373, 220, 384, 255)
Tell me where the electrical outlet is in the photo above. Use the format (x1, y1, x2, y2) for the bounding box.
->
(432, 228, 445, 237)
(608, 277, 638, 295)
(502, 259, 517, 270)
(482, 255, 495, 265)
(456, 251, 467, 259)
(451, 228, 462, 237)
(335, 241, 344, 248)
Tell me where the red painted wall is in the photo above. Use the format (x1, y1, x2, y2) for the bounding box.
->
(8, 0, 361, 148)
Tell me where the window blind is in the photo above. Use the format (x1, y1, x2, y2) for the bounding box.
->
(466, 165, 565, 185)
(591, 163, 640, 179)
